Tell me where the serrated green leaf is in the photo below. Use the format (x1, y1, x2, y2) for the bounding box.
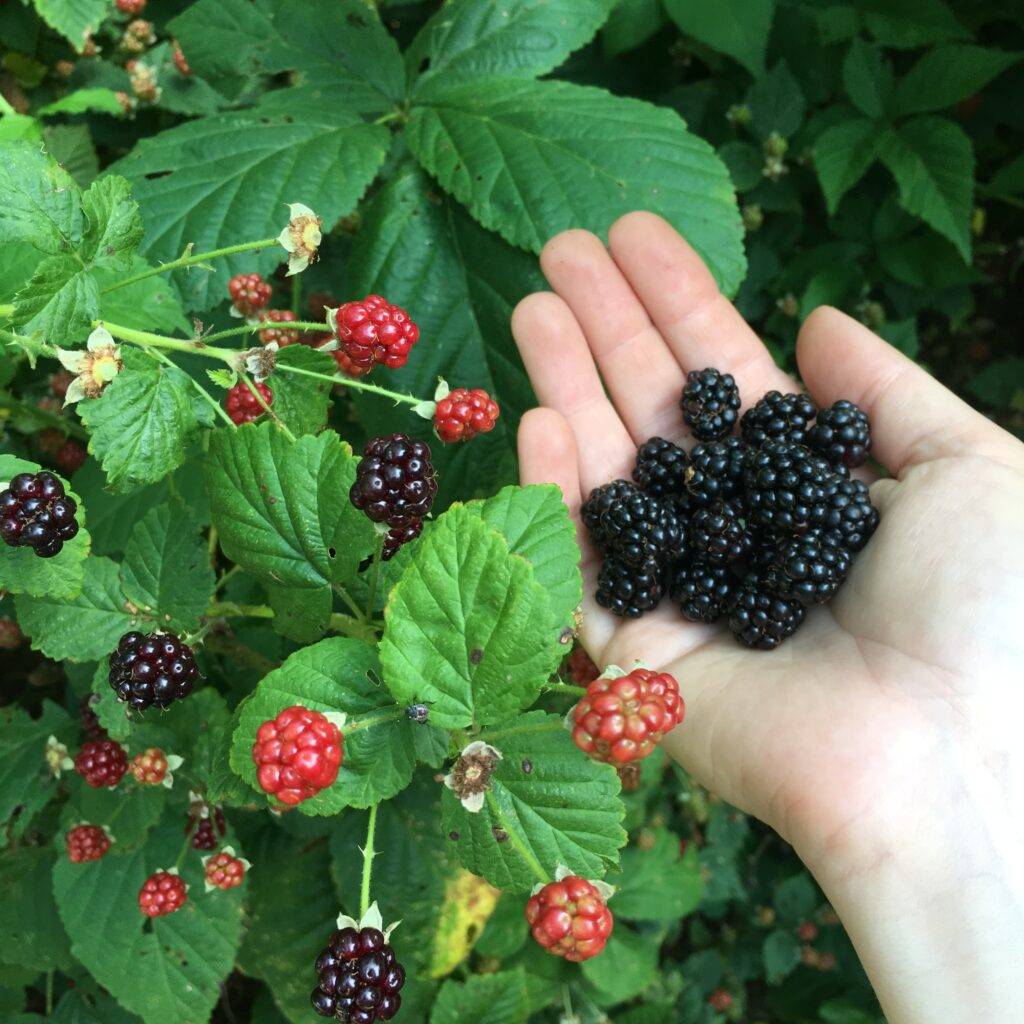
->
(206, 422, 374, 589)
(53, 823, 243, 1024)
(0, 847, 71, 972)
(61, 770, 167, 849)
(842, 39, 894, 120)
(746, 62, 806, 140)
(230, 637, 416, 813)
(270, 344, 334, 436)
(664, 0, 775, 75)
(267, 583, 331, 644)
(0, 140, 82, 252)
(894, 45, 1022, 117)
(95, 258, 191, 336)
(813, 117, 880, 215)
(206, 368, 236, 389)
(406, 78, 745, 296)
(718, 141, 763, 192)
(15, 556, 135, 662)
(50, 988, 139, 1024)
(772, 872, 818, 923)
(79, 351, 201, 494)
(878, 116, 974, 260)
(763, 928, 802, 983)
(32, 0, 106, 50)
(11, 253, 99, 339)
(38, 88, 126, 117)
(611, 830, 703, 922)
(579, 924, 658, 1001)
(80, 175, 143, 270)
(602, 0, 665, 57)
(408, 0, 615, 94)
(88, 661, 132, 742)
(430, 970, 530, 1024)
(380, 508, 559, 729)
(859, 0, 968, 49)
(120, 501, 214, 630)
(474, 892, 528, 959)
(44, 124, 99, 189)
(442, 711, 626, 891)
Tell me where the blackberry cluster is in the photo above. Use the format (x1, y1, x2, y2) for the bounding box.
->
(350, 434, 436, 531)
(0, 472, 79, 558)
(312, 926, 405, 1023)
(108, 631, 199, 710)
(584, 370, 878, 649)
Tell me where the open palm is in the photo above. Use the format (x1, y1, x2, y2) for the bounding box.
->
(512, 212, 1024, 894)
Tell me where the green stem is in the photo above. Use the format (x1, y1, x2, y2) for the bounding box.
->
(291, 274, 302, 318)
(213, 564, 239, 594)
(343, 707, 404, 735)
(95, 320, 237, 363)
(144, 345, 236, 428)
(173, 831, 193, 870)
(243, 374, 296, 442)
(199, 320, 328, 345)
(45, 972, 53, 1016)
(205, 601, 275, 619)
(100, 238, 279, 294)
(484, 790, 549, 884)
(546, 681, 587, 697)
(332, 583, 367, 624)
(274, 361, 424, 408)
(359, 804, 378, 918)
(365, 532, 385, 620)
(328, 613, 380, 644)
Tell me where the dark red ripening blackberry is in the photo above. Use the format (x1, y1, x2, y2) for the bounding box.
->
(727, 574, 806, 650)
(0, 472, 79, 558)
(681, 368, 741, 441)
(742, 441, 844, 535)
(740, 391, 818, 448)
(381, 519, 423, 561)
(596, 554, 663, 618)
(682, 437, 747, 509)
(688, 501, 752, 566)
(581, 480, 639, 550)
(807, 400, 871, 469)
(350, 434, 437, 528)
(632, 437, 688, 499)
(108, 631, 199, 710)
(668, 558, 737, 624)
(188, 806, 226, 850)
(79, 694, 107, 740)
(312, 926, 405, 1023)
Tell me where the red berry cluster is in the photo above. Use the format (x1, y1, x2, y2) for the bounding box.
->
(525, 875, 613, 962)
(334, 295, 419, 373)
(225, 381, 273, 425)
(74, 739, 128, 788)
(66, 824, 111, 863)
(228, 272, 272, 318)
(252, 705, 343, 806)
(130, 747, 169, 785)
(204, 850, 246, 891)
(259, 309, 301, 346)
(433, 388, 499, 444)
(572, 668, 685, 765)
(138, 871, 188, 917)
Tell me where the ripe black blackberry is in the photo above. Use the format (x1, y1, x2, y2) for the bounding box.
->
(688, 501, 752, 566)
(601, 490, 683, 567)
(581, 480, 638, 550)
(350, 434, 437, 527)
(807, 400, 871, 469)
(632, 437, 688, 499)
(79, 694, 107, 741)
(312, 926, 405, 1023)
(767, 530, 851, 606)
(0, 471, 79, 558)
(742, 441, 844, 534)
(108, 631, 199, 711)
(728, 574, 806, 649)
(682, 437, 747, 509)
(668, 558, 736, 624)
(821, 476, 879, 551)
(740, 391, 818, 448)
(596, 554, 663, 618)
(188, 807, 226, 850)
(681, 368, 741, 441)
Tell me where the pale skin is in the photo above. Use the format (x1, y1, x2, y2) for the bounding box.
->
(512, 212, 1024, 1024)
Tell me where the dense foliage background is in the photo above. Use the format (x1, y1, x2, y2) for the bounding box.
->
(2, 1, 1022, 1023)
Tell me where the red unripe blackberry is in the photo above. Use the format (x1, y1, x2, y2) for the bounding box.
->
(525, 876, 613, 961)
(74, 739, 128, 788)
(0, 618, 22, 650)
(572, 667, 685, 764)
(252, 705, 343, 806)
(1, 471, 80, 558)
(798, 920, 819, 942)
(433, 388, 499, 443)
(49, 371, 74, 399)
(312, 925, 406, 1022)
(565, 647, 599, 687)
(259, 309, 301, 346)
(227, 273, 272, 318)
(130, 747, 170, 785)
(225, 381, 273, 425)
(138, 871, 187, 917)
(740, 390, 818, 448)
(204, 850, 246, 890)
(66, 824, 110, 863)
(807, 399, 871, 468)
(350, 434, 437, 528)
(381, 518, 422, 562)
(332, 347, 373, 378)
(108, 630, 199, 710)
(708, 988, 733, 1012)
(334, 294, 419, 373)
(681, 368, 741, 441)
(55, 441, 86, 476)
(115, 0, 146, 12)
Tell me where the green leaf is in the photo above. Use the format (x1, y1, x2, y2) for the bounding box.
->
(230, 637, 416, 812)
(967, 357, 1024, 407)
(813, 117, 880, 214)
(53, 823, 243, 1024)
(773, 873, 818, 923)
(206, 421, 374, 589)
(989, 152, 1024, 197)
(611, 830, 703, 922)
(430, 970, 530, 1024)
(0, 140, 82, 253)
(442, 711, 626, 891)
(95, 258, 191, 336)
(746, 62, 806, 140)
(88, 661, 132, 742)
(38, 88, 126, 117)
(10, 253, 99, 340)
(80, 175, 143, 270)
(877, 234, 980, 290)
(408, 77, 744, 295)
(800, 263, 863, 318)
(467, 484, 582, 637)
(664, 0, 776, 75)
(31, 0, 106, 50)
(380, 507, 559, 729)
(15, 556, 135, 662)
(267, 583, 332, 644)
(121, 501, 214, 631)
(602, 0, 666, 57)
(61, 769, 168, 848)
(79, 352, 202, 494)
(859, 0, 968, 49)
(43, 124, 99, 188)
(270, 344, 334, 437)
(579, 925, 658, 1001)
(718, 141, 763, 192)
(51, 988, 139, 1024)
(475, 892, 528, 959)
(842, 39, 894, 120)
(894, 45, 1022, 116)
(762, 928, 802, 984)
(408, 0, 615, 94)
(0, 846, 70, 972)
(110, 96, 389, 312)
(878, 116, 974, 260)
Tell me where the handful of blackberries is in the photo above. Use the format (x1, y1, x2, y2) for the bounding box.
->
(583, 368, 878, 649)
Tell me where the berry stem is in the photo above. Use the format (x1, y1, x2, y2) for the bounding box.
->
(173, 830, 193, 870)
(484, 791, 549, 884)
(241, 374, 296, 442)
(332, 583, 368, 624)
(198, 320, 329, 345)
(100, 238, 280, 295)
(290, 274, 302, 319)
(328, 613, 380, 644)
(94, 320, 237, 363)
(273, 361, 424, 408)
(546, 681, 588, 697)
(143, 345, 236, 428)
(205, 601, 275, 619)
(342, 707, 404, 735)
(359, 803, 378, 919)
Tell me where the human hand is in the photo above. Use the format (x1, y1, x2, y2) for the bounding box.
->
(512, 212, 1024, 1024)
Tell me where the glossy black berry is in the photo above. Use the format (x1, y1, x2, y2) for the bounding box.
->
(351, 434, 437, 528)
(632, 437, 688, 499)
(581, 480, 638, 550)
(108, 630, 199, 711)
(0, 471, 79, 558)
(681, 368, 741, 441)
(312, 926, 404, 1022)
(601, 490, 684, 567)
(688, 501, 753, 566)
(595, 554, 663, 618)
(807, 400, 871, 469)
(668, 558, 736, 624)
(728, 574, 806, 650)
(742, 441, 845, 534)
(767, 530, 851, 606)
(381, 519, 423, 562)
(682, 437, 747, 509)
(740, 391, 818, 448)
(820, 476, 879, 552)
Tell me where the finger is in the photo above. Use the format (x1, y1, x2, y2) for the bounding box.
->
(511, 291, 636, 492)
(539, 229, 686, 443)
(607, 212, 796, 404)
(797, 307, 1012, 473)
